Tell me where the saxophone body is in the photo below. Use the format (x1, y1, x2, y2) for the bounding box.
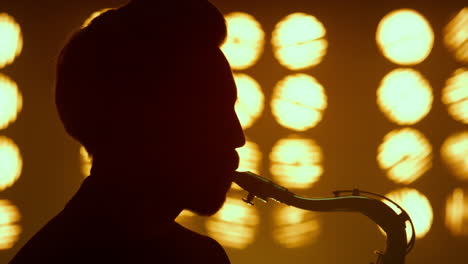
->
(233, 171, 414, 264)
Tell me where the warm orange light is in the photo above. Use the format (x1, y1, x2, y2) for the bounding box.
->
(221, 12, 265, 70)
(0, 13, 23, 69)
(272, 13, 327, 70)
(377, 68, 433, 125)
(0, 136, 22, 191)
(383, 188, 433, 241)
(441, 131, 468, 181)
(0, 73, 22, 130)
(442, 68, 468, 124)
(232, 140, 262, 190)
(272, 205, 321, 248)
(0, 200, 21, 250)
(80, 146, 92, 177)
(234, 74, 264, 129)
(377, 128, 432, 184)
(205, 197, 259, 249)
(444, 8, 468, 63)
(270, 135, 323, 189)
(376, 9, 434, 65)
(271, 74, 327, 131)
(82, 8, 113, 28)
(446, 188, 468, 236)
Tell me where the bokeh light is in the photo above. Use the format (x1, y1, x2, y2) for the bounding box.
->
(444, 8, 468, 63)
(377, 68, 433, 125)
(272, 12, 327, 70)
(234, 74, 264, 129)
(0, 13, 23, 69)
(82, 8, 113, 28)
(383, 188, 433, 241)
(442, 68, 468, 124)
(446, 188, 468, 236)
(377, 128, 432, 184)
(0, 136, 22, 191)
(270, 136, 323, 189)
(441, 131, 468, 181)
(376, 9, 434, 65)
(206, 197, 259, 249)
(80, 146, 92, 177)
(271, 74, 327, 131)
(272, 205, 321, 248)
(0, 200, 21, 250)
(0, 73, 22, 130)
(221, 12, 265, 70)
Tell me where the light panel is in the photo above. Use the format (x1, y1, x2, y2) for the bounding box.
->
(0, 136, 22, 191)
(271, 74, 327, 131)
(442, 68, 468, 124)
(444, 8, 468, 63)
(446, 188, 468, 236)
(221, 12, 265, 70)
(441, 131, 468, 181)
(0, 13, 23, 69)
(0, 200, 21, 250)
(377, 68, 433, 125)
(234, 73, 264, 129)
(376, 9, 434, 65)
(0, 73, 22, 130)
(272, 12, 327, 70)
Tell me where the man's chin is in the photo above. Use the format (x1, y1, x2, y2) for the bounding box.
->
(186, 194, 227, 216)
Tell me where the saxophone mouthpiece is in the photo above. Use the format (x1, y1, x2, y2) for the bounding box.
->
(233, 171, 292, 205)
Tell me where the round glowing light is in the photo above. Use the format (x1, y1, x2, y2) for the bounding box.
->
(446, 188, 468, 236)
(80, 146, 92, 177)
(82, 8, 113, 28)
(383, 188, 433, 241)
(270, 136, 323, 189)
(273, 205, 321, 248)
(233, 140, 262, 190)
(376, 9, 434, 65)
(0, 13, 23, 69)
(0, 200, 21, 250)
(272, 12, 327, 70)
(234, 74, 264, 129)
(441, 131, 468, 181)
(377, 68, 433, 125)
(0, 73, 22, 130)
(442, 68, 468, 124)
(221, 12, 265, 70)
(271, 74, 327, 131)
(206, 197, 259, 249)
(444, 8, 468, 63)
(0, 136, 22, 191)
(377, 128, 432, 184)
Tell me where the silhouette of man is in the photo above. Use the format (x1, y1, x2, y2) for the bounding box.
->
(10, 0, 244, 263)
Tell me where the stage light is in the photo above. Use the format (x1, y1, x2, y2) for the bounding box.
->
(272, 12, 327, 70)
(0, 73, 22, 130)
(234, 73, 264, 129)
(221, 12, 264, 70)
(80, 146, 92, 177)
(442, 68, 468, 124)
(377, 68, 433, 125)
(0, 136, 22, 191)
(233, 140, 261, 190)
(377, 128, 432, 184)
(272, 205, 321, 248)
(444, 8, 468, 64)
(376, 9, 434, 65)
(0, 200, 21, 250)
(0, 13, 22, 69)
(446, 188, 468, 236)
(82, 8, 113, 28)
(383, 188, 433, 241)
(206, 197, 259, 249)
(441, 131, 468, 181)
(270, 135, 323, 189)
(271, 74, 327, 131)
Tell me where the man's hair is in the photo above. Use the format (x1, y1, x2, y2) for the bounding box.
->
(55, 0, 227, 156)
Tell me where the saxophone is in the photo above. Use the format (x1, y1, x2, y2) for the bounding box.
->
(233, 171, 415, 264)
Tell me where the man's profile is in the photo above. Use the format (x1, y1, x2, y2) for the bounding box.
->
(10, 0, 244, 263)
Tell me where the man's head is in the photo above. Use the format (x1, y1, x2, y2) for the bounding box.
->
(56, 0, 245, 215)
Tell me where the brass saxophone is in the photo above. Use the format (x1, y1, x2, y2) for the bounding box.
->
(233, 171, 415, 264)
